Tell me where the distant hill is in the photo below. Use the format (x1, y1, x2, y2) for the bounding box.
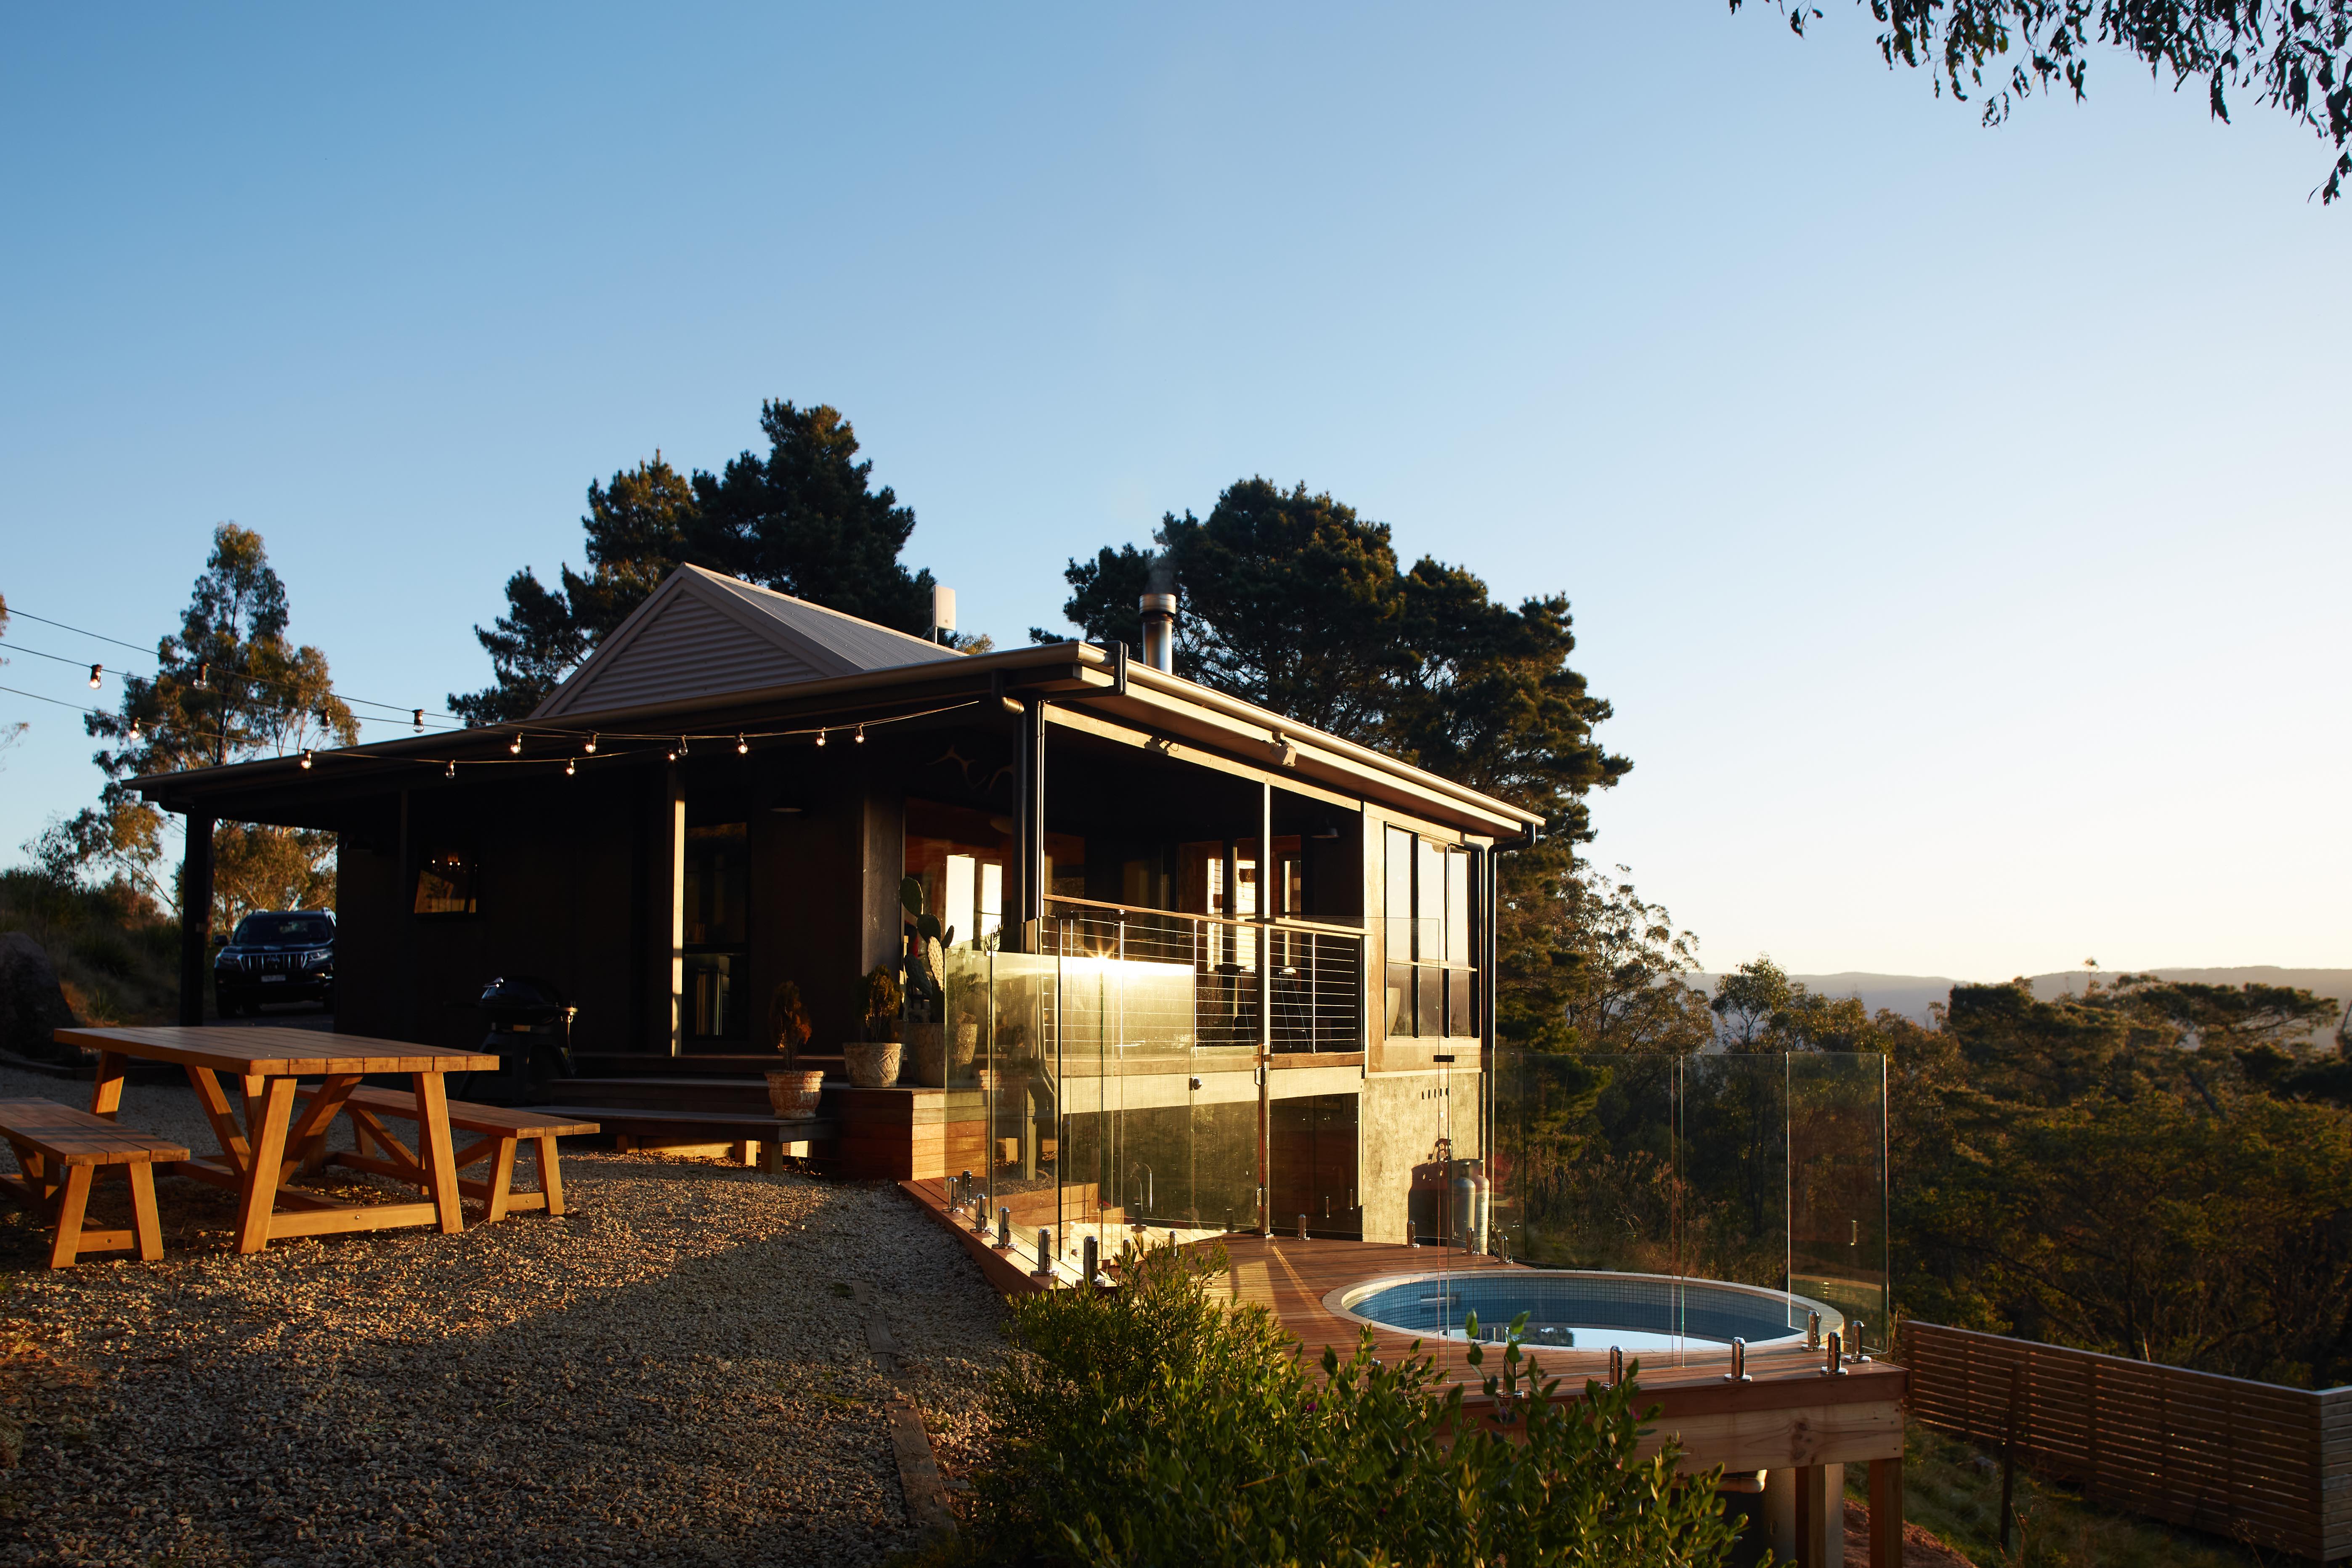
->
(1684, 967, 2352, 1045)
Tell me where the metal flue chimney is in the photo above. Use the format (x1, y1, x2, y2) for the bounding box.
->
(1139, 594, 1176, 672)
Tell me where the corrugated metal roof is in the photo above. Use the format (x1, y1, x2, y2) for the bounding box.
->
(532, 565, 961, 720)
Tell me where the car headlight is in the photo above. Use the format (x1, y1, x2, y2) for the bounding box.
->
(303, 949, 332, 966)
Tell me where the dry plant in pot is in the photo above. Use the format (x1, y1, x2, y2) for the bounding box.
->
(844, 966, 903, 1088)
(764, 981, 824, 1115)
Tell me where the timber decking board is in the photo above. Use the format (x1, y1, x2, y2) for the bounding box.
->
(0, 1099, 189, 1166)
(58, 1025, 499, 1077)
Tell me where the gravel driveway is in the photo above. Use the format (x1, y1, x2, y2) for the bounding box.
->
(0, 1067, 1010, 1567)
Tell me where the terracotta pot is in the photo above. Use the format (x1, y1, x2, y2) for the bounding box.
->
(765, 1068, 826, 1116)
(952, 1019, 980, 1077)
(907, 1022, 948, 1088)
(843, 1039, 903, 1088)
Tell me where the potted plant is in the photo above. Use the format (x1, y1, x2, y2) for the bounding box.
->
(763, 981, 823, 1115)
(844, 966, 903, 1088)
(899, 876, 956, 1087)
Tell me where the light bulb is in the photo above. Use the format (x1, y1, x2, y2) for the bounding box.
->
(88, 664, 102, 689)
(585, 733, 598, 754)
(195, 661, 208, 684)
(445, 759, 456, 779)
(678, 736, 689, 756)
(412, 708, 424, 732)
(565, 758, 576, 777)
(736, 734, 748, 756)
(815, 729, 827, 748)
(666, 749, 676, 762)
(509, 735, 523, 756)
(855, 724, 865, 744)
(129, 719, 141, 738)
(300, 749, 313, 770)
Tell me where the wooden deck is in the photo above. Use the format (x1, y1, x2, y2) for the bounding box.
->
(902, 1181, 1904, 1473)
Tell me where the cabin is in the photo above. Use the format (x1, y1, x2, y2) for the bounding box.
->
(133, 565, 1542, 1248)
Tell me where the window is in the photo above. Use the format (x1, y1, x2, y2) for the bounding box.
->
(234, 913, 334, 945)
(1384, 829, 1477, 1040)
(413, 850, 478, 916)
(682, 824, 749, 1042)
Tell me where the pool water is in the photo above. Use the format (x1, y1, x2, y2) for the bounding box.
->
(1330, 1269, 1840, 1350)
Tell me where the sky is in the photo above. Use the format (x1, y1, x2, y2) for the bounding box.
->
(2, 4, 2345, 982)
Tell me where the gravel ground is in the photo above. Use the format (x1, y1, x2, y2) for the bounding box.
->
(0, 1066, 1012, 1567)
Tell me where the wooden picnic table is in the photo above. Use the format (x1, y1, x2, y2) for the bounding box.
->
(56, 1025, 501, 1255)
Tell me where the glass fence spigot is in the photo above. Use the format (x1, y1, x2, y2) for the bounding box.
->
(1850, 1317, 1872, 1361)
(1807, 1310, 1822, 1351)
(1825, 1330, 1848, 1376)
(1083, 1235, 1099, 1287)
(997, 1207, 1010, 1249)
(1297, 1213, 1308, 1241)
(1405, 1219, 1417, 1248)
(1608, 1346, 1624, 1388)
(1032, 1228, 1054, 1281)
(1724, 1337, 1752, 1384)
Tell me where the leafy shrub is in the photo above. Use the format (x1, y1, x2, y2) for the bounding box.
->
(946, 1239, 1744, 1568)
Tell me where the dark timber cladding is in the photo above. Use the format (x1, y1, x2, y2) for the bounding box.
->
(125, 566, 1541, 1242)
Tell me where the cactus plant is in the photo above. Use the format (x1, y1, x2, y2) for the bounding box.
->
(898, 875, 955, 1022)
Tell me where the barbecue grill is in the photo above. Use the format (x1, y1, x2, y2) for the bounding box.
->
(473, 974, 576, 1102)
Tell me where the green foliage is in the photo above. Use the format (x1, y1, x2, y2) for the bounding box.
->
(34, 525, 353, 925)
(947, 1239, 1744, 1568)
(1893, 974, 2352, 1386)
(0, 870, 181, 1027)
(452, 405, 963, 723)
(1497, 861, 1710, 1058)
(1736, 0, 2352, 201)
(1895, 1420, 2265, 1568)
(860, 966, 903, 1039)
(1046, 477, 1628, 850)
(765, 980, 812, 1059)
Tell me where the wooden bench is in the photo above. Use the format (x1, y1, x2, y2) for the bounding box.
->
(295, 1085, 598, 1223)
(0, 1098, 188, 1268)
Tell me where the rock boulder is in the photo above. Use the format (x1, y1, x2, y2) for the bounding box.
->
(0, 932, 81, 1065)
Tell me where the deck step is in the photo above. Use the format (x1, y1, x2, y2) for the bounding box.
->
(548, 1077, 778, 1114)
(523, 1105, 834, 1141)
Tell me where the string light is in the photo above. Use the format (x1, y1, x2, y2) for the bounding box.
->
(445, 759, 456, 779)
(736, 733, 748, 756)
(585, 733, 598, 754)
(854, 724, 865, 743)
(88, 664, 102, 688)
(300, 749, 313, 770)
(679, 736, 690, 755)
(815, 729, 827, 747)
(509, 734, 523, 755)
(565, 757, 576, 777)
(413, 708, 424, 732)
(129, 718, 141, 738)
(195, 661, 208, 684)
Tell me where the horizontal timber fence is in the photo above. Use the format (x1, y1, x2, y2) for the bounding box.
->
(1903, 1321, 2352, 1561)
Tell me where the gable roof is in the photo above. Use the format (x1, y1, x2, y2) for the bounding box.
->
(531, 565, 961, 720)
